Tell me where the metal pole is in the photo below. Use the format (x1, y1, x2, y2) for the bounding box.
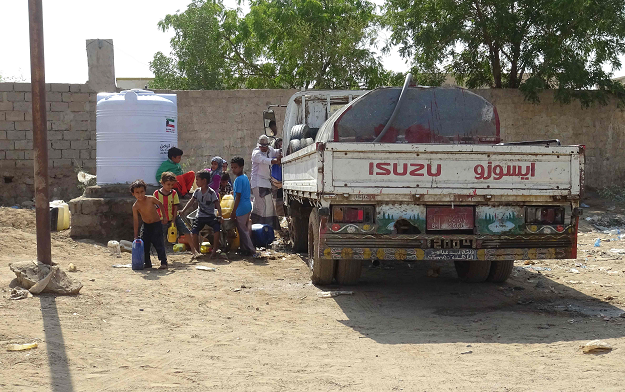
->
(28, 0, 51, 265)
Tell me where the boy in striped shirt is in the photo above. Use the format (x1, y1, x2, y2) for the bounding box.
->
(155, 172, 190, 240)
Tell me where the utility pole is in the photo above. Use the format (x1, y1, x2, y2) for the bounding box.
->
(28, 0, 51, 265)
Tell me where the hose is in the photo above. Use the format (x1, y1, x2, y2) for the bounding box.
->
(373, 73, 413, 142)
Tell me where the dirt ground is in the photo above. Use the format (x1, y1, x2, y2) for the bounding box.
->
(1, 195, 625, 391)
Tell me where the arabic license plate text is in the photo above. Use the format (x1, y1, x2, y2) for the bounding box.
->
(424, 249, 477, 260)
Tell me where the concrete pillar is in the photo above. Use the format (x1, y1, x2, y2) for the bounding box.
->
(86, 39, 116, 92)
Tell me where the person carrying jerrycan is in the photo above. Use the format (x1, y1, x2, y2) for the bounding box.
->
(130, 180, 168, 269)
(154, 171, 190, 242)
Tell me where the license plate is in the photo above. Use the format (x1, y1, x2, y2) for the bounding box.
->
(427, 207, 474, 230)
(425, 249, 477, 260)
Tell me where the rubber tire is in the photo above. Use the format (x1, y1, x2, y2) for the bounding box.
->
(487, 260, 514, 283)
(288, 206, 309, 252)
(309, 209, 334, 285)
(290, 124, 309, 140)
(454, 260, 492, 283)
(336, 259, 362, 285)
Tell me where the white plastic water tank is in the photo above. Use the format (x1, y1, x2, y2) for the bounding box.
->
(96, 89, 178, 185)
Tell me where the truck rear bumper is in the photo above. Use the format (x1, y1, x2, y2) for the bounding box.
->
(321, 234, 574, 261)
(321, 246, 573, 261)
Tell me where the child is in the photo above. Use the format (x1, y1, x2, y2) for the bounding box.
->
(221, 159, 233, 184)
(219, 173, 233, 199)
(155, 147, 195, 197)
(180, 169, 223, 259)
(154, 171, 191, 240)
(204, 156, 223, 193)
(229, 156, 256, 256)
(131, 179, 168, 269)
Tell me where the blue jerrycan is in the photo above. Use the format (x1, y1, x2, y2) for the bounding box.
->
(251, 224, 275, 248)
(131, 239, 145, 270)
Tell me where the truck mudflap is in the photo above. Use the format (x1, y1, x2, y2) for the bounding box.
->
(321, 246, 573, 261)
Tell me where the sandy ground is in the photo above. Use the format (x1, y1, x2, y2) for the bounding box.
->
(1, 197, 625, 391)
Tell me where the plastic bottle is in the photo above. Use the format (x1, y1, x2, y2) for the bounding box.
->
(131, 239, 145, 270)
(107, 240, 121, 257)
(594, 238, 601, 247)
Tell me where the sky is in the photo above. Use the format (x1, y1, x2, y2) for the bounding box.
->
(0, 0, 408, 84)
(2, 1, 623, 84)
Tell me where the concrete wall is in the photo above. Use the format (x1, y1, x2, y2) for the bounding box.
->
(0, 86, 623, 205)
(475, 90, 625, 190)
(158, 89, 298, 172)
(0, 82, 96, 206)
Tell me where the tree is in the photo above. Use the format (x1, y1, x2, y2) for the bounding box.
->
(383, 0, 625, 105)
(149, 0, 386, 90)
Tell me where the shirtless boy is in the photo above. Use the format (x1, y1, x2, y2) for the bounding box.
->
(131, 179, 168, 269)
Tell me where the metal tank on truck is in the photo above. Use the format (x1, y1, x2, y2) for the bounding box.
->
(265, 75, 585, 285)
(96, 89, 178, 185)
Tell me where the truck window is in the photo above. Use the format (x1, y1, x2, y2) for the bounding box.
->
(333, 87, 500, 144)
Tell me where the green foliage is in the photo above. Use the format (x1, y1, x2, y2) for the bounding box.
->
(150, 0, 386, 90)
(383, 0, 625, 105)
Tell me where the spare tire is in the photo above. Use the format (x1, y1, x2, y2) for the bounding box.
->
(290, 124, 309, 140)
(307, 128, 319, 140)
(289, 139, 301, 154)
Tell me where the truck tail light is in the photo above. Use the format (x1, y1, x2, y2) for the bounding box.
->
(332, 206, 374, 223)
(526, 207, 565, 225)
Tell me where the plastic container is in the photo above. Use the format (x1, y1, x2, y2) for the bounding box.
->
(131, 239, 145, 270)
(167, 222, 177, 243)
(200, 242, 212, 254)
(107, 240, 121, 257)
(220, 194, 235, 219)
(251, 224, 275, 248)
(178, 234, 190, 247)
(173, 243, 186, 252)
(49, 200, 70, 231)
(96, 89, 178, 185)
(229, 230, 241, 251)
(119, 240, 133, 253)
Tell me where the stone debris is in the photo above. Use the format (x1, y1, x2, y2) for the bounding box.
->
(582, 340, 613, 354)
(9, 287, 32, 300)
(9, 260, 83, 295)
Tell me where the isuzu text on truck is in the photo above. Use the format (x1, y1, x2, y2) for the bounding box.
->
(264, 76, 584, 285)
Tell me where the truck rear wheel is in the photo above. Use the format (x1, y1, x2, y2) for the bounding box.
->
(288, 205, 309, 252)
(487, 260, 514, 282)
(336, 260, 362, 285)
(454, 260, 491, 282)
(308, 209, 334, 285)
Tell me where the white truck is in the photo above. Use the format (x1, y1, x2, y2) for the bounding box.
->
(264, 77, 584, 285)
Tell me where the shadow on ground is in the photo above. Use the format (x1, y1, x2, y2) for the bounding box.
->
(330, 261, 625, 345)
(40, 295, 74, 392)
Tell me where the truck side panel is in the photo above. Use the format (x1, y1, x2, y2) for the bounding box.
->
(281, 144, 321, 193)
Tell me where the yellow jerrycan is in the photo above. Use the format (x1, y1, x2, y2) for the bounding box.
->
(167, 222, 178, 243)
